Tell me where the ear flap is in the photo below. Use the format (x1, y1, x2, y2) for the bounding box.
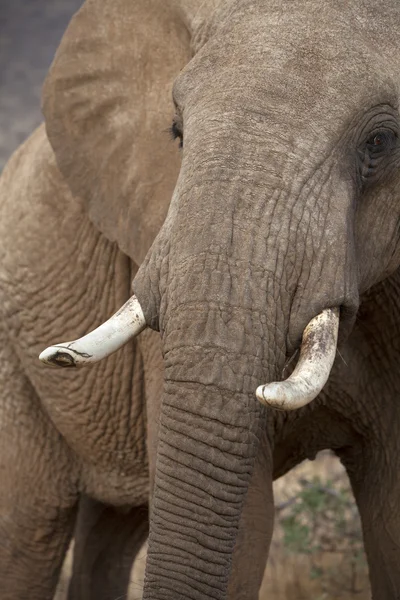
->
(42, 0, 191, 264)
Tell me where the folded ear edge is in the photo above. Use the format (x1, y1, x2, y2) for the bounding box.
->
(42, 0, 192, 265)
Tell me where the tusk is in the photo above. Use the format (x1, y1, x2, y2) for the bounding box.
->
(256, 307, 339, 411)
(39, 295, 146, 368)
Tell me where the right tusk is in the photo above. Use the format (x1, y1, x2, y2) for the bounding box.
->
(39, 295, 146, 367)
(256, 307, 340, 411)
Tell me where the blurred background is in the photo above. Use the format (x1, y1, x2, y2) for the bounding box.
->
(1, 2, 370, 599)
(0, 0, 83, 170)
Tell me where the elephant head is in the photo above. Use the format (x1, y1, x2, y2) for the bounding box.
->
(40, 0, 400, 597)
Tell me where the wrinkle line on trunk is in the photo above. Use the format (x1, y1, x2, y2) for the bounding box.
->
(154, 465, 242, 513)
(161, 413, 255, 461)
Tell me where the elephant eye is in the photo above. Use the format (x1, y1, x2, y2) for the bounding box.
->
(365, 130, 397, 156)
(358, 128, 397, 184)
(170, 120, 183, 148)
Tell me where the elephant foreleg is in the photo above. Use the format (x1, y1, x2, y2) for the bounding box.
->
(340, 442, 400, 600)
(0, 332, 79, 600)
(68, 497, 149, 600)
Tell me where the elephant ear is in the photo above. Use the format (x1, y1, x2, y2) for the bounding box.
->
(42, 0, 191, 264)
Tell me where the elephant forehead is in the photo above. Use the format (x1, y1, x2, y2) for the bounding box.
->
(176, 0, 399, 122)
(208, 0, 400, 62)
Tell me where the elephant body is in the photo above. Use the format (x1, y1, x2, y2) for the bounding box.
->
(0, 127, 157, 598)
(2, 126, 400, 600)
(1, 0, 400, 599)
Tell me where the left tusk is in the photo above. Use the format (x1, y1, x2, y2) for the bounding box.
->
(256, 307, 339, 411)
(39, 295, 146, 367)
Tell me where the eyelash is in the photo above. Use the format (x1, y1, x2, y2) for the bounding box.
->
(170, 121, 183, 148)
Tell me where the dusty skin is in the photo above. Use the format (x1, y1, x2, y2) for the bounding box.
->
(1, 0, 400, 599)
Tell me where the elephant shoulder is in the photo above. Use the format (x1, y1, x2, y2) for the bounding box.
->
(0, 124, 91, 285)
(0, 124, 81, 223)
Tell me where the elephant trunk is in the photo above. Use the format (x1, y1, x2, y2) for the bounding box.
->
(140, 286, 276, 598)
(143, 373, 265, 599)
(134, 236, 343, 597)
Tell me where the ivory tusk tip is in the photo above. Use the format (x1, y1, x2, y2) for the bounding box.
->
(39, 346, 78, 368)
(38, 294, 147, 369)
(255, 384, 290, 411)
(255, 307, 340, 411)
(255, 384, 267, 402)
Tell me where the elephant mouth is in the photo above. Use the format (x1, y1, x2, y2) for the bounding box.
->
(39, 296, 340, 411)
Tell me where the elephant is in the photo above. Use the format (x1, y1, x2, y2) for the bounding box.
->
(0, 125, 156, 598)
(1, 0, 400, 598)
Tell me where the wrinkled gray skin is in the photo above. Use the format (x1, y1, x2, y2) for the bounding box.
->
(0, 132, 156, 598)
(1, 0, 400, 599)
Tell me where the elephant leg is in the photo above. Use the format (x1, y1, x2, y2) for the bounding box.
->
(0, 332, 78, 599)
(227, 434, 274, 600)
(68, 496, 149, 600)
(340, 442, 400, 600)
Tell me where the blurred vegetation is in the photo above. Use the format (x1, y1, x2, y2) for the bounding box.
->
(277, 474, 368, 599)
